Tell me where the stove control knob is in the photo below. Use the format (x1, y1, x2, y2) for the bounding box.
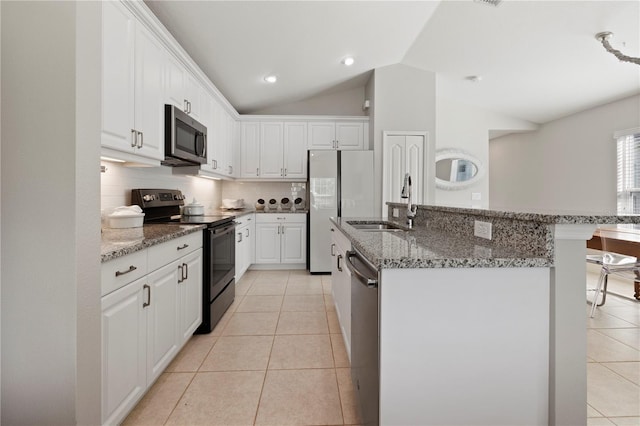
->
(143, 194, 153, 202)
(173, 194, 180, 200)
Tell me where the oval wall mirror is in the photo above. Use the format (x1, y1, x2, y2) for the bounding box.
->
(435, 149, 484, 190)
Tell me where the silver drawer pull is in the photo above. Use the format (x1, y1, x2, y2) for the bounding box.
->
(115, 265, 137, 277)
(177, 244, 189, 250)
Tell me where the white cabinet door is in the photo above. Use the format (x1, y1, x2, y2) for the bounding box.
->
(255, 223, 281, 264)
(146, 262, 180, 385)
(241, 122, 261, 177)
(335, 122, 364, 150)
(164, 53, 185, 110)
(284, 122, 307, 178)
(101, 1, 135, 154)
(133, 22, 164, 161)
(101, 276, 147, 426)
(235, 224, 248, 280)
(330, 229, 351, 358)
(260, 122, 284, 178)
(243, 222, 253, 271)
(308, 122, 336, 150)
(184, 73, 201, 120)
(226, 113, 237, 176)
(178, 249, 203, 344)
(281, 223, 306, 263)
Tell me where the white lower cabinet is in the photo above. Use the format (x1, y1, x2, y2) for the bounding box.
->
(330, 226, 352, 358)
(101, 233, 203, 425)
(255, 214, 306, 265)
(234, 214, 255, 280)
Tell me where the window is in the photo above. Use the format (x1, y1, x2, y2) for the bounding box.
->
(616, 128, 640, 214)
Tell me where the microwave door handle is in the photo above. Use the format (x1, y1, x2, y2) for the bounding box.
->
(202, 134, 207, 157)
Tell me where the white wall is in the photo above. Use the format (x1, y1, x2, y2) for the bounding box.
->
(248, 86, 366, 116)
(1, 2, 102, 424)
(370, 64, 436, 212)
(101, 163, 223, 215)
(490, 94, 640, 212)
(435, 97, 538, 208)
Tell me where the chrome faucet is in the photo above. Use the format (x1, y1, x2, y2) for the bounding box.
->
(401, 173, 417, 228)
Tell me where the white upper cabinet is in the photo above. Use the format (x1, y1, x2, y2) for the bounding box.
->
(260, 122, 285, 178)
(241, 122, 261, 178)
(102, 1, 163, 161)
(240, 121, 308, 179)
(164, 52, 201, 119)
(308, 121, 365, 150)
(283, 122, 308, 178)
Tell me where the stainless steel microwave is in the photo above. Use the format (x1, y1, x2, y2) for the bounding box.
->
(162, 104, 207, 167)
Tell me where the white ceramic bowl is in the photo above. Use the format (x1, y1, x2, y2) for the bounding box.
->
(183, 204, 204, 216)
(107, 212, 144, 228)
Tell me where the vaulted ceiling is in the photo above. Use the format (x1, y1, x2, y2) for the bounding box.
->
(146, 0, 640, 124)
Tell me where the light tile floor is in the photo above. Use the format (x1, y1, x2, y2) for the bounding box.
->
(123, 270, 361, 426)
(124, 268, 640, 425)
(586, 269, 640, 426)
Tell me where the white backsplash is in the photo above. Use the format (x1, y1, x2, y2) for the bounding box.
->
(100, 161, 222, 214)
(222, 181, 307, 209)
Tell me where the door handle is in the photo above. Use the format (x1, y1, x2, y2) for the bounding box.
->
(337, 254, 343, 272)
(331, 243, 336, 256)
(137, 131, 143, 148)
(115, 265, 137, 277)
(237, 232, 242, 243)
(178, 265, 183, 283)
(143, 284, 151, 308)
(131, 129, 137, 147)
(177, 244, 189, 251)
(345, 250, 378, 288)
(245, 229, 249, 238)
(183, 262, 188, 281)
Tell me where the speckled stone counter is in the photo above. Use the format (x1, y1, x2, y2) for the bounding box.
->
(101, 224, 206, 263)
(331, 203, 640, 270)
(330, 217, 549, 269)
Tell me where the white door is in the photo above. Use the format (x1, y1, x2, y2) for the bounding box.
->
(235, 225, 247, 279)
(335, 122, 364, 150)
(308, 122, 336, 150)
(164, 53, 185, 111)
(260, 122, 284, 178)
(179, 250, 203, 344)
(241, 122, 260, 177)
(284, 122, 307, 178)
(101, 1, 135, 153)
(382, 131, 430, 216)
(255, 223, 281, 264)
(146, 262, 179, 385)
(101, 277, 146, 425)
(133, 23, 164, 161)
(281, 223, 306, 264)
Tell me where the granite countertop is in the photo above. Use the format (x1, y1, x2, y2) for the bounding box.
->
(212, 208, 308, 217)
(101, 224, 206, 263)
(330, 217, 550, 270)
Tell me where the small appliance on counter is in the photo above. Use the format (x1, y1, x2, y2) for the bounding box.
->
(183, 198, 204, 216)
(131, 189, 236, 333)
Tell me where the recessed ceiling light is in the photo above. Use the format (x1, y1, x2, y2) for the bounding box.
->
(264, 75, 277, 83)
(342, 57, 355, 66)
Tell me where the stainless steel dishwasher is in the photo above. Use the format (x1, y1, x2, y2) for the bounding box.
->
(346, 248, 379, 426)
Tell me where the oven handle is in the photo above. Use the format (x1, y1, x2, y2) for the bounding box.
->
(209, 222, 237, 237)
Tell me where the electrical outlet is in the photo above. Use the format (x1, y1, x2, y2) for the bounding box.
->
(392, 208, 399, 218)
(474, 220, 492, 240)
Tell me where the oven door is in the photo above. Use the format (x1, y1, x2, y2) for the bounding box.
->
(206, 222, 236, 300)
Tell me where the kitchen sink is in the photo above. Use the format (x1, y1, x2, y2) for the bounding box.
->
(347, 221, 405, 232)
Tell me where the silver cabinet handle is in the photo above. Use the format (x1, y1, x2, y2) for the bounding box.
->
(337, 254, 343, 272)
(183, 262, 188, 281)
(177, 244, 189, 251)
(184, 99, 188, 113)
(137, 131, 143, 148)
(256, 167, 259, 176)
(131, 129, 137, 147)
(237, 232, 242, 243)
(229, 165, 232, 175)
(284, 168, 287, 176)
(280, 168, 284, 177)
(178, 264, 184, 283)
(188, 101, 192, 114)
(336, 140, 339, 149)
(143, 284, 151, 308)
(115, 265, 137, 277)
(245, 229, 249, 238)
(331, 243, 336, 256)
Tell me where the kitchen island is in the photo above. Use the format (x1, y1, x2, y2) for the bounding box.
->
(331, 203, 640, 426)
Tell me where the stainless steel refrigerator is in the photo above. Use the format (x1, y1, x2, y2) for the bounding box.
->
(308, 150, 375, 273)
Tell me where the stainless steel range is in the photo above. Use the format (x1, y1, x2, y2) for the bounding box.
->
(132, 189, 236, 334)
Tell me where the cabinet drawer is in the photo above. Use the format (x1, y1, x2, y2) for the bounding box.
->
(256, 213, 307, 223)
(234, 213, 255, 227)
(102, 249, 148, 296)
(331, 226, 351, 253)
(148, 232, 203, 272)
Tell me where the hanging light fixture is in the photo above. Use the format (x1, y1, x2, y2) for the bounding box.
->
(595, 32, 640, 65)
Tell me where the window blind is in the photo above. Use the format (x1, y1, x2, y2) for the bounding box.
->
(616, 128, 640, 214)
